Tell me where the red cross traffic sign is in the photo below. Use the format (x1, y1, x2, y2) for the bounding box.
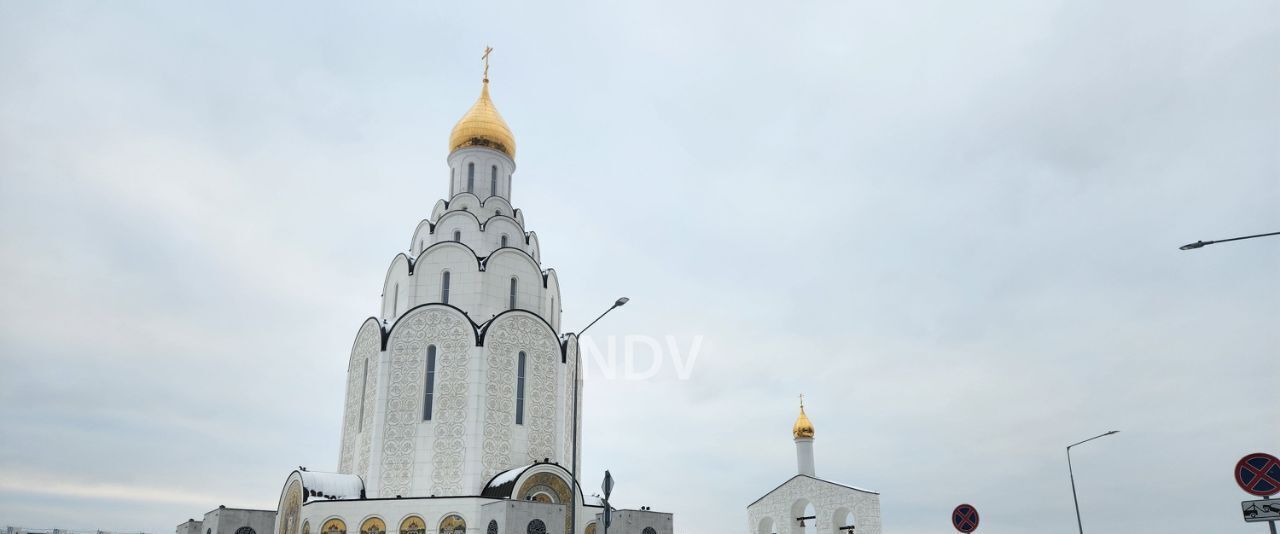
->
(1235, 452, 1280, 497)
(952, 503, 980, 533)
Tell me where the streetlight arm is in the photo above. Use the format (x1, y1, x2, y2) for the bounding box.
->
(577, 297, 629, 337)
(1067, 430, 1119, 450)
(578, 306, 617, 337)
(1180, 231, 1280, 250)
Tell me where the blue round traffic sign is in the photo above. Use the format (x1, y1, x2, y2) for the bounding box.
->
(1236, 452, 1280, 497)
(952, 503, 979, 533)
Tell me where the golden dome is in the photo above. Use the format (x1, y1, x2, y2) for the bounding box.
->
(793, 399, 815, 439)
(449, 80, 516, 159)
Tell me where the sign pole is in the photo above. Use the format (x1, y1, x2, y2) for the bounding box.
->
(1268, 496, 1277, 534)
(601, 471, 614, 534)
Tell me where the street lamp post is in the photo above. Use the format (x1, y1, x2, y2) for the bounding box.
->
(1180, 231, 1280, 250)
(1067, 430, 1119, 534)
(567, 297, 629, 534)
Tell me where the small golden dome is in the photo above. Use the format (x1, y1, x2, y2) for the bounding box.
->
(793, 400, 815, 439)
(449, 80, 516, 159)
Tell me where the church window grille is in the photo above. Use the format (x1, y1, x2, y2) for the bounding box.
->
(358, 358, 369, 431)
(526, 520, 546, 534)
(491, 165, 498, 196)
(235, 527, 255, 534)
(486, 520, 498, 534)
(642, 528, 657, 534)
(441, 271, 451, 304)
(468, 163, 475, 193)
(501, 234, 509, 248)
(424, 345, 437, 420)
(516, 351, 527, 425)
(509, 277, 518, 309)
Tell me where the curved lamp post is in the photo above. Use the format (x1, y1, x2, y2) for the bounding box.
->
(567, 297, 629, 534)
(1180, 231, 1280, 250)
(1068, 430, 1119, 534)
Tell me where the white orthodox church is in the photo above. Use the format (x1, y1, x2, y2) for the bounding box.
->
(263, 61, 674, 534)
(747, 402, 883, 534)
(174, 55, 885, 534)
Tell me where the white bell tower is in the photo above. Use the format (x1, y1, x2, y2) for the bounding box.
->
(794, 395, 816, 477)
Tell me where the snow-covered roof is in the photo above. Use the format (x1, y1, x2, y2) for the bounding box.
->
(299, 471, 364, 501)
(492, 464, 532, 487)
(481, 464, 535, 498)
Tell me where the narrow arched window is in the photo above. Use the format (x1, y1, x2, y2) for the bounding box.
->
(423, 345, 437, 421)
(440, 271, 451, 304)
(509, 277, 518, 310)
(491, 165, 498, 196)
(500, 234, 509, 248)
(467, 163, 475, 193)
(515, 351, 527, 425)
(453, 230, 461, 242)
(358, 358, 369, 431)
(392, 283, 399, 316)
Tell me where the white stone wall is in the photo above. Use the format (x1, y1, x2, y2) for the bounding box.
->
(447, 147, 515, 202)
(345, 306, 573, 499)
(300, 497, 497, 534)
(294, 497, 573, 534)
(176, 519, 203, 534)
(597, 510, 673, 534)
(383, 193, 559, 328)
(746, 476, 881, 534)
(202, 507, 277, 534)
(335, 139, 581, 508)
(482, 500, 567, 534)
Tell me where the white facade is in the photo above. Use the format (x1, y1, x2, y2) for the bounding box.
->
(273, 464, 602, 534)
(174, 507, 277, 534)
(747, 476, 882, 534)
(747, 405, 882, 534)
(595, 510, 674, 534)
(794, 438, 815, 478)
(333, 133, 579, 501)
(259, 70, 650, 534)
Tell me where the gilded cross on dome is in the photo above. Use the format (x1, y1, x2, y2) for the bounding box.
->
(482, 46, 493, 82)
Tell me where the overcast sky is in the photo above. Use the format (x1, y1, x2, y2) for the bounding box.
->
(1, 2, 1278, 533)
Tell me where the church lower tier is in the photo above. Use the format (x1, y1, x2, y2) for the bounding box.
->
(336, 305, 583, 499)
(274, 464, 675, 534)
